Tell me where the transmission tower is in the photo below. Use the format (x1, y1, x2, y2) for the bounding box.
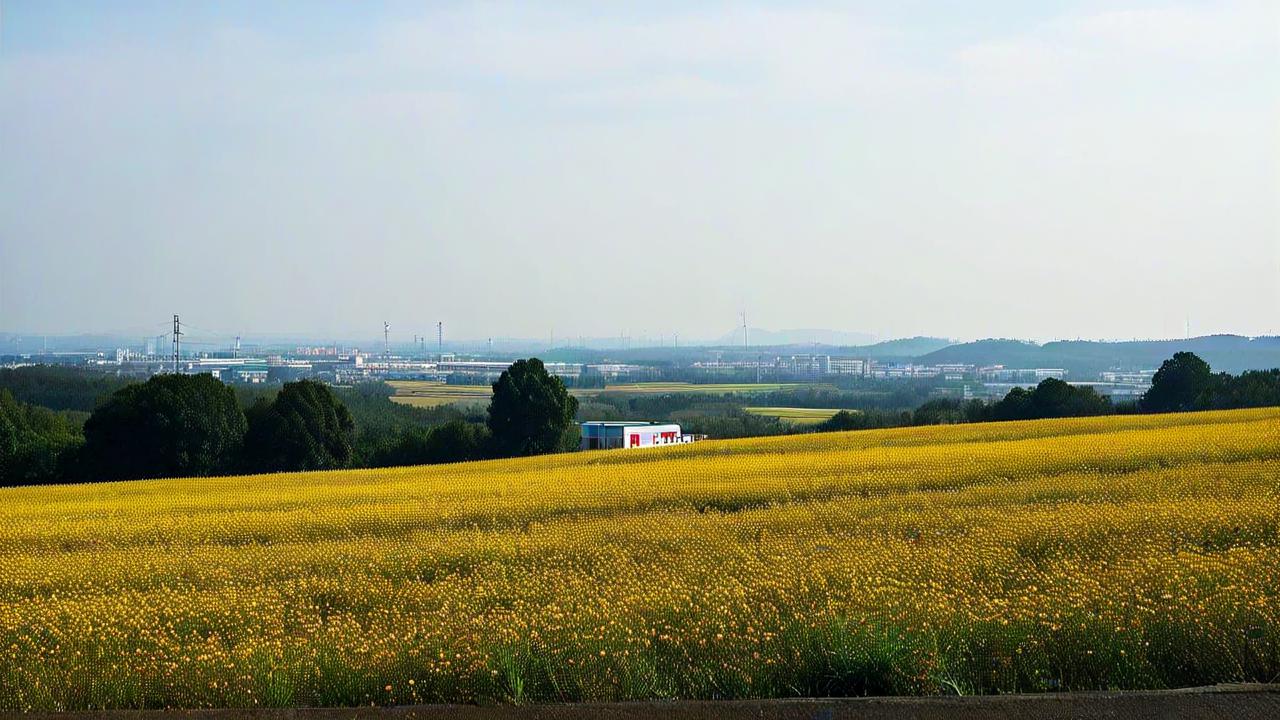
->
(172, 314, 182, 374)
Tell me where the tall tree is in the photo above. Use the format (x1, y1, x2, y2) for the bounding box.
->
(0, 389, 82, 485)
(487, 358, 579, 457)
(986, 378, 1111, 421)
(1143, 352, 1212, 413)
(242, 380, 355, 472)
(80, 374, 246, 481)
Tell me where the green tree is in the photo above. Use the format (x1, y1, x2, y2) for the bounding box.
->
(1193, 369, 1280, 410)
(487, 358, 579, 457)
(815, 409, 912, 433)
(912, 398, 968, 425)
(1029, 377, 1111, 417)
(371, 420, 491, 467)
(987, 386, 1035, 421)
(987, 378, 1111, 421)
(1142, 352, 1212, 413)
(0, 389, 83, 485)
(0, 366, 132, 412)
(242, 380, 355, 472)
(80, 374, 245, 481)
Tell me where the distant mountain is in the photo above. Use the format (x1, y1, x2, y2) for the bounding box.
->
(713, 328, 876, 347)
(920, 335, 1280, 377)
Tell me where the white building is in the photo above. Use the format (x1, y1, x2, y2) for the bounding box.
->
(827, 357, 866, 375)
(1100, 370, 1155, 385)
(579, 421, 694, 450)
(788, 354, 830, 379)
(980, 366, 1067, 382)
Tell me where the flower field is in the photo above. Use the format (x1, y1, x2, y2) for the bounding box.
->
(1, 408, 1277, 710)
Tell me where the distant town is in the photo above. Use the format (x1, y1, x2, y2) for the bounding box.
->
(6, 322, 1279, 407)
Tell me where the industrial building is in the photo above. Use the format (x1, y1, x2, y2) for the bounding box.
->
(979, 366, 1068, 382)
(180, 358, 269, 384)
(584, 363, 655, 381)
(579, 421, 696, 450)
(438, 360, 582, 384)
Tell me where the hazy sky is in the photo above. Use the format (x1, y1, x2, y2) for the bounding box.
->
(2, 1, 1277, 343)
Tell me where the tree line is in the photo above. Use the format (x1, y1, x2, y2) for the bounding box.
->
(879, 352, 1280, 430)
(1, 358, 577, 486)
(3, 351, 1277, 486)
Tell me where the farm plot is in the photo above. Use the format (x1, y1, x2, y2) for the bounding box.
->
(1, 408, 1277, 709)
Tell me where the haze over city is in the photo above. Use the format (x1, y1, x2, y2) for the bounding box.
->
(2, 1, 1277, 342)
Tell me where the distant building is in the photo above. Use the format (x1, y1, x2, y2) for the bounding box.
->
(1100, 370, 1155, 385)
(438, 360, 581, 383)
(827, 357, 866, 376)
(267, 361, 313, 383)
(864, 361, 975, 380)
(295, 346, 340, 356)
(585, 363, 654, 381)
(579, 421, 696, 450)
(979, 366, 1067, 382)
(788, 354, 830, 380)
(182, 358, 269, 384)
(978, 380, 1142, 402)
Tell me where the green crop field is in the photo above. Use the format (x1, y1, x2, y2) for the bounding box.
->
(386, 381, 492, 408)
(597, 382, 834, 396)
(743, 407, 842, 424)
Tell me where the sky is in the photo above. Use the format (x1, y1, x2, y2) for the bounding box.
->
(1, 0, 1277, 344)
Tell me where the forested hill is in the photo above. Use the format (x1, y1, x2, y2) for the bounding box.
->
(920, 335, 1280, 376)
(852, 336, 954, 358)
